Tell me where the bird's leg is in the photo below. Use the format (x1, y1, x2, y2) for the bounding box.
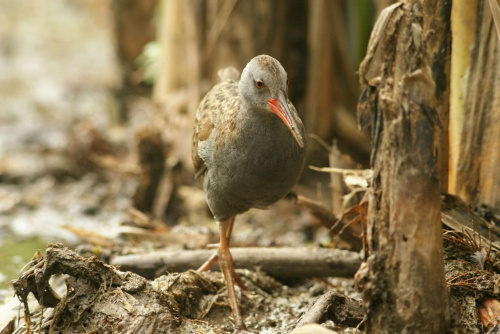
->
(197, 252, 219, 272)
(197, 216, 235, 271)
(224, 214, 236, 241)
(198, 216, 234, 272)
(197, 216, 247, 289)
(218, 216, 246, 330)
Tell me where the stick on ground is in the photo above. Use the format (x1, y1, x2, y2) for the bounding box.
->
(111, 247, 362, 280)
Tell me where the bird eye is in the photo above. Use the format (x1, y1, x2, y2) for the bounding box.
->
(255, 79, 264, 89)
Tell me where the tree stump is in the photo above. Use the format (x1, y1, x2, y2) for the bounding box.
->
(355, 2, 450, 332)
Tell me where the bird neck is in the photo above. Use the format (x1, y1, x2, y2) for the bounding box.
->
(238, 99, 273, 123)
(237, 99, 290, 147)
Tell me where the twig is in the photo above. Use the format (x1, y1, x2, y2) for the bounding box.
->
(293, 290, 364, 330)
(309, 165, 373, 178)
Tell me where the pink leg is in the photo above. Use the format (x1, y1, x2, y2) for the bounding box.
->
(197, 252, 218, 272)
(197, 216, 235, 272)
(197, 217, 246, 290)
(218, 216, 246, 330)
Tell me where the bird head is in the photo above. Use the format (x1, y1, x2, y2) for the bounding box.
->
(239, 55, 305, 148)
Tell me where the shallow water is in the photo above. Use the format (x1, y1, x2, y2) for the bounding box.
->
(0, 237, 47, 299)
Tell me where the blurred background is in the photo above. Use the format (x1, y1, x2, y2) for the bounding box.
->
(0, 0, 390, 294)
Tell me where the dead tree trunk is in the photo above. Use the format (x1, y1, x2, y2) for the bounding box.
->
(452, 1, 500, 210)
(423, 0, 451, 192)
(356, 2, 450, 332)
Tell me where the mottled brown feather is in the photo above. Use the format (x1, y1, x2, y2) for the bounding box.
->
(192, 79, 240, 179)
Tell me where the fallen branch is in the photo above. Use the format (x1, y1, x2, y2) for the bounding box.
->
(294, 290, 364, 330)
(111, 247, 362, 280)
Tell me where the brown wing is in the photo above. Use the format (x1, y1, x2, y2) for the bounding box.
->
(192, 80, 239, 179)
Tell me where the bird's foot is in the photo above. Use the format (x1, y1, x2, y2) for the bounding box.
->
(232, 317, 249, 332)
(233, 322, 252, 333)
(218, 239, 247, 330)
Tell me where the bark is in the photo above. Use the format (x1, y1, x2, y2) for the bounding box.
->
(454, 1, 500, 210)
(111, 247, 361, 280)
(423, 0, 452, 192)
(356, 2, 450, 333)
(448, 1, 477, 192)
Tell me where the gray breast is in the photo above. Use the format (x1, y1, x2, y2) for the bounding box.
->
(201, 111, 306, 222)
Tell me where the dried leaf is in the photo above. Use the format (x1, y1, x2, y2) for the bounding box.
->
(479, 298, 500, 330)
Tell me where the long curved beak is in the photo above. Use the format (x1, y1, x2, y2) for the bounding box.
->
(267, 92, 305, 148)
